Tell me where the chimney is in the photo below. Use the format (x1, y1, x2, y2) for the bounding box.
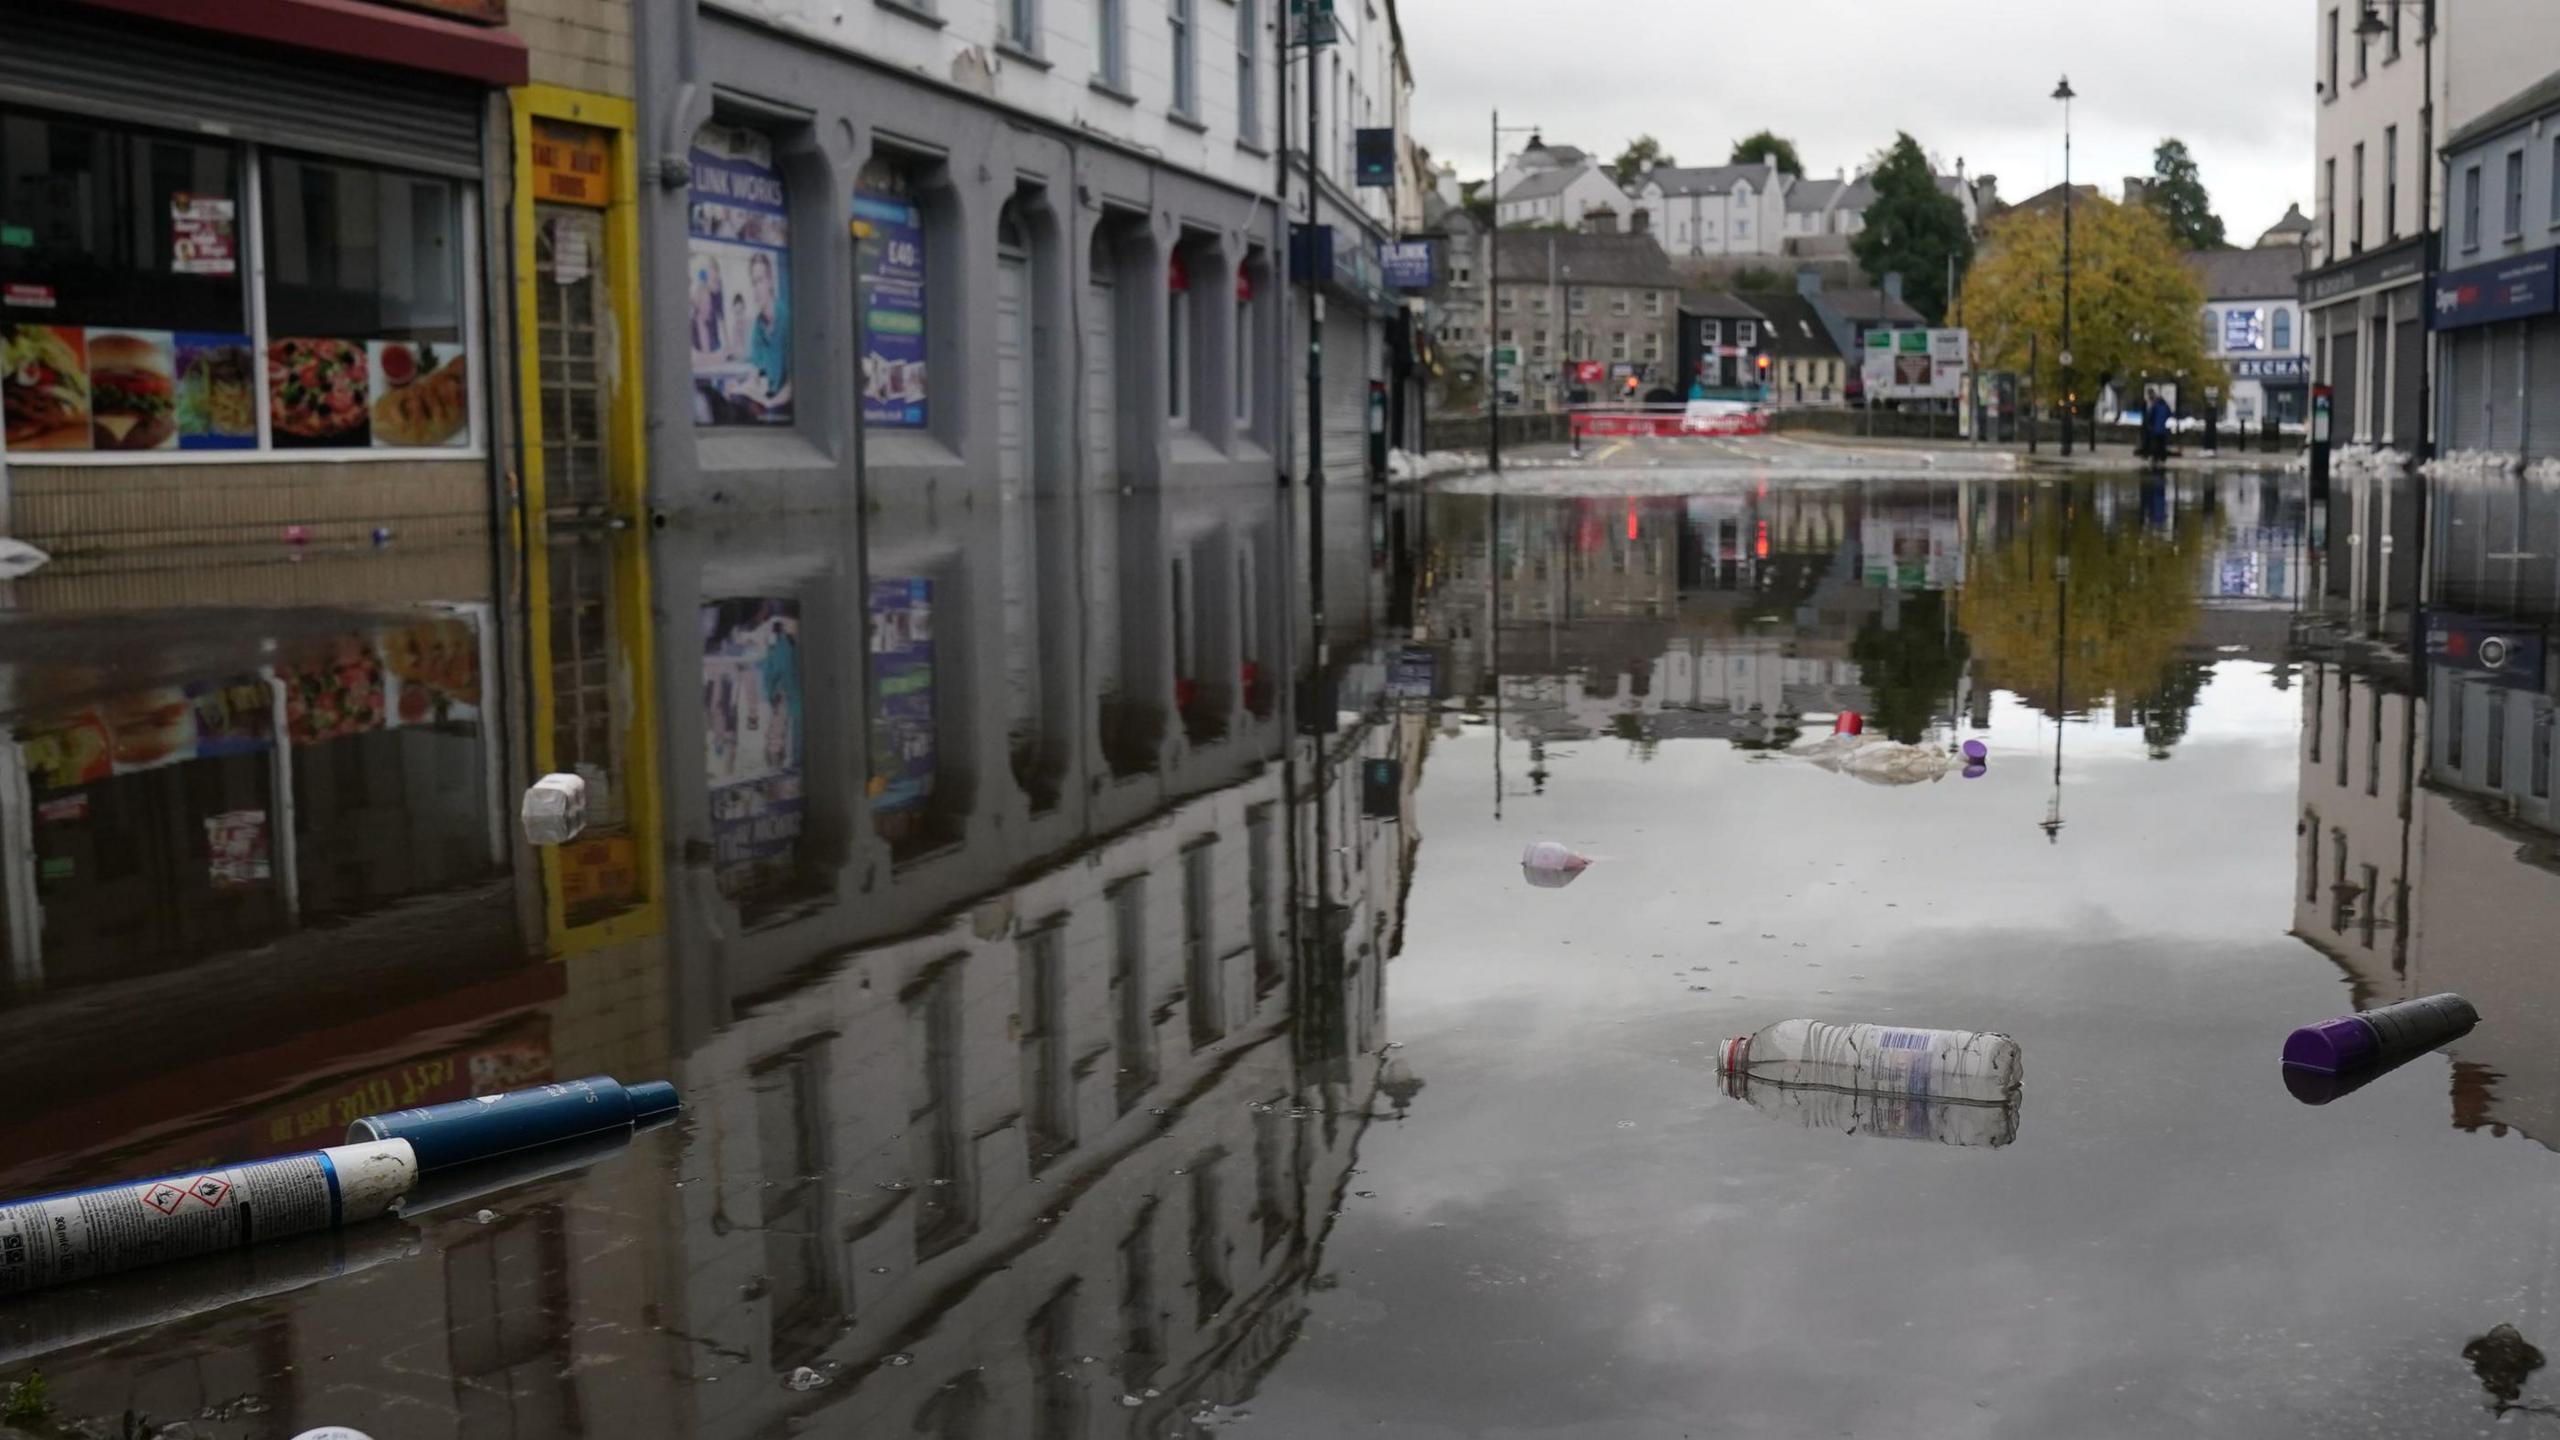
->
(2123, 177, 2150, 207)
(1976, 175, 2000, 213)
(1580, 204, 1618, 235)
(1796, 267, 1822, 297)
(1630, 206, 1651, 235)
(1956, 156, 1967, 182)
(1883, 272, 1904, 305)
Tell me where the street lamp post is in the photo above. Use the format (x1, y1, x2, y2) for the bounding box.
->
(2355, 1, 2433, 464)
(2054, 76, 2077, 458)
(1487, 116, 1542, 473)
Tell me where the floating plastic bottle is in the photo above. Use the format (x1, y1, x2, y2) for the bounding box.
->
(1833, 711, 1865, 736)
(1521, 841, 1591, 889)
(2282, 993, 2478, 1074)
(1717, 1019, 2023, 1105)
(0, 1141, 417, 1296)
(520, 772, 588, 846)
(347, 1076, 680, 1174)
(1730, 1074, 2019, 1148)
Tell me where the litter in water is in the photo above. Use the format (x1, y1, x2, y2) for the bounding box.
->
(1522, 841, 1592, 889)
(1717, 1019, 2023, 1105)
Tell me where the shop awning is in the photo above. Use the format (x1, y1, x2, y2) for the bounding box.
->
(76, 0, 530, 88)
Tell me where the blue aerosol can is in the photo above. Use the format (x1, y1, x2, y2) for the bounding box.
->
(346, 1076, 680, 1173)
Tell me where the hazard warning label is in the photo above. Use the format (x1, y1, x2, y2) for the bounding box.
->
(185, 1176, 232, 1209)
(139, 1181, 187, 1216)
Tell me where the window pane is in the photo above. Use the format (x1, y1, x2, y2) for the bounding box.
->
(3, 109, 248, 453)
(262, 152, 470, 449)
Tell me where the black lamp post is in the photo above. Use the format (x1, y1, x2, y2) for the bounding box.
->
(1487, 118, 1542, 472)
(2054, 75, 2077, 458)
(2355, 1, 2433, 462)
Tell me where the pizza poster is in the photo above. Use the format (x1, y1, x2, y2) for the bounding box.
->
(686, 124, 793, 427)
(703, 597, 804, 894)
(868, 578, 937, 815)
(854, 167, 927, 430)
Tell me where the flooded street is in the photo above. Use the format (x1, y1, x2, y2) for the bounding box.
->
(4, 468, 2559, 1438)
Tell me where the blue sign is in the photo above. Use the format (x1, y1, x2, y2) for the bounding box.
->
(2222, 308, 2266, 352)
(2431, 248, 2559, 331)
(854, 173, 928, 429)
(2421, 609, 2548, 689)
(1381, 240, 1434, 291)
(1388, 645, 1437, 699)
(2231, 356, 2309, 381)
(1355, 128, 1395, 188)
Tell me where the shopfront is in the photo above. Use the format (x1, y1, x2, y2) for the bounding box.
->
(2433, 248, 2560, 459)
(0, 1, 524, 548)
(2304, 235, 2429, 451)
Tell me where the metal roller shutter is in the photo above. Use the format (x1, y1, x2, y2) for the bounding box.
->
(2330, 326, 2360, 443)
(1321, 306, 1369, 491)
(0, 8, 483, 176)
(2527, 320, 2560, 462)
(2393, 316, 2425, 449)
(2494, 324, 2529, 455)
(2447, 329, 2488, 452)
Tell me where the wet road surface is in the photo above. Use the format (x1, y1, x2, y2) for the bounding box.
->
(4, 468, 2559, 1438)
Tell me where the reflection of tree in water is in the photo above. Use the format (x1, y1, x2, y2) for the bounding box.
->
(1851, 591, 1971, 744)
(2130, 658, 2214, 759)
(1958, 500, 2208, 718)
(2464, 1323, 2550, 1415)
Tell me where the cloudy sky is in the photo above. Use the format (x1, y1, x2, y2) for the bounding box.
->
(1402, 0, 2313, 242)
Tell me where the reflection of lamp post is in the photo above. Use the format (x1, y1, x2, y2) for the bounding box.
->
(2041, 554, 2071, 842)
(2053, 76, 2077, 459)
(1487, 116, 1543, 473)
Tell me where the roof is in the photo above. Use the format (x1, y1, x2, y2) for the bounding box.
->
(1518, 141, 1590, 169)
(2446, 68, 2560, 152)
(1503, 164, 1608, 204)
(1679, 289, 1767, 321)
(2188, 247, 2301, 300)
(2258, 203, 2315, 241)
(1750, 293, 1843, 359)
(1996, 182, 2108, 219)
(1820, 285, 1924, 325)
(1491, 232, 1683, 288)
(1786, 178, 1847, 213)
(1646, 164, 1765, 198)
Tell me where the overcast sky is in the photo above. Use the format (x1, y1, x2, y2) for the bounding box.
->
(1402, 0, 2313, 242)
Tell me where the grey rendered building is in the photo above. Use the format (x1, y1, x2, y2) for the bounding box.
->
(1491, 231, 1683, 405)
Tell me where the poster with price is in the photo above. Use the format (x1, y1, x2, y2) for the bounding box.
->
(868, 579, 936, 815)
(854, 164, 928, 429)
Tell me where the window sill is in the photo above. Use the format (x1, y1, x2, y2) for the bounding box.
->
(1236, 137, 1270, 159)
(1089, 76, 1136, 104)
(996, 40, 1050, 70)
(1168, 110, 1209, 135)
(873, 0, 944, 27)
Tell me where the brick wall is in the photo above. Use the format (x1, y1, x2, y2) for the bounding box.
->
(511, 0, 633, 98)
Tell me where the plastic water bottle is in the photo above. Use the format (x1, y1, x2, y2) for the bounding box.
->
(1521, 841, 1592, 889)
(1731, 1076, 2019, 1148)
(1717, 1019, 2022, 1105)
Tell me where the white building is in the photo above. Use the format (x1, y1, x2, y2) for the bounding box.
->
(1780, 167, 1986, 254)
(2192, 248, 2311, 427)
(1495, 157, 1629, 231)
(1635, 162, 1788, 257)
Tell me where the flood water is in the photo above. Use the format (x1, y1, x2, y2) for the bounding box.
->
(4, 468, 2559, 1439)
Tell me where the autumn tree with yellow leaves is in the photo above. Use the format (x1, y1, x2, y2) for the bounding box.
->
(1959, 198, 2224, 412)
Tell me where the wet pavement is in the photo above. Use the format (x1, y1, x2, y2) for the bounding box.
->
(5, 466, 2560, 1438)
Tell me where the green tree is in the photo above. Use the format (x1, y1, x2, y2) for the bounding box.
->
(1850, 591, 1971, 744)
(1731, 265, 1789, 295)
(1459, 179, 1493, 228)
(1960, 198, 2226, 414)
(1850, 134, 1973, 324)
(1958, 496, 2210, 717)
(1609, 135, 1676, 188)
(1729, 130, 1805, 177)
(2143, 139, 2227, 251)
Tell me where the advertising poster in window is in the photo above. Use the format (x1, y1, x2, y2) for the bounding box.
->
(170, 194, 237, 277)
(174, 333, 256, 449)
(2223, 309, 2266, 352)
(703, 598, 804, 894)
(3, 324, 91, 451)
(854, 166, 928, 429)
(688, 125, 793, 427)
(369, 340, 471, 448)
(868, 579, 936, 814)
(269, 337, 372, 449)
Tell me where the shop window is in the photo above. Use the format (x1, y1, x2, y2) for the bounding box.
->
(702, 598, 807, 903)
(3, 108, 481, 457)
(870, 575, 968, 861)
(687, 122, 793, 427)
(855, 155, 928, 431)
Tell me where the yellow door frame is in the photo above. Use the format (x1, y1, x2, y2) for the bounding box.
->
(511, 84, 664, 956)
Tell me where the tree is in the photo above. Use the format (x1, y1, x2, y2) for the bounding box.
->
(1850, 591, 1971, 744)
(1458, 180, 1493, 228)
(1609, 135, 1675, 188)
(2143, 139, 2227, 251)
(1958, 500, 2209, 719)
(1729, 130, 1805, 177)
(1850, 134, 1972, 324)
(1958, 198, 2226, 413)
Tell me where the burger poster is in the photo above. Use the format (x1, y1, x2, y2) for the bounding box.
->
(5, 325, 257, 452)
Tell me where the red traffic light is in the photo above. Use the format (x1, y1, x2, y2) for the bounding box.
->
(1755, 354, 1770, 372)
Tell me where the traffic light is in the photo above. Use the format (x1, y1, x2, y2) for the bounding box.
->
(1755, 354, 1770, 375)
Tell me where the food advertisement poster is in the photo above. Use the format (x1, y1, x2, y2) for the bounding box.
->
(187, 678, 275, 754)
(868, 578, 936, 815)
(703, 598, 804, 894)
(854, 168, 927, 430)
(269, 337, 371, 448)
(687, 124, 793, 427)
(4, 324, 90, 451)
(368, 340, 470, 448)
(23, 712, 111, 791)
(174, 333, 256, 449)
(284, 635, 390, 745)
(170, 193, 237, 277)
(384, 619, 483, 726)
(85, 329, 177, 450)
(205, 808, 272, 890)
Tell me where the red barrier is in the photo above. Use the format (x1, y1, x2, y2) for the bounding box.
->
(1569, 406, 1771, 439)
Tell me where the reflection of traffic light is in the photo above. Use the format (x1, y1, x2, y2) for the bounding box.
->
(1755, 354, 1770, 375)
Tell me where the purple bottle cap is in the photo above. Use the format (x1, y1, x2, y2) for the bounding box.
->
(2282, 1015, 2379, 1073)
(1962, 739, 1988, 762)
